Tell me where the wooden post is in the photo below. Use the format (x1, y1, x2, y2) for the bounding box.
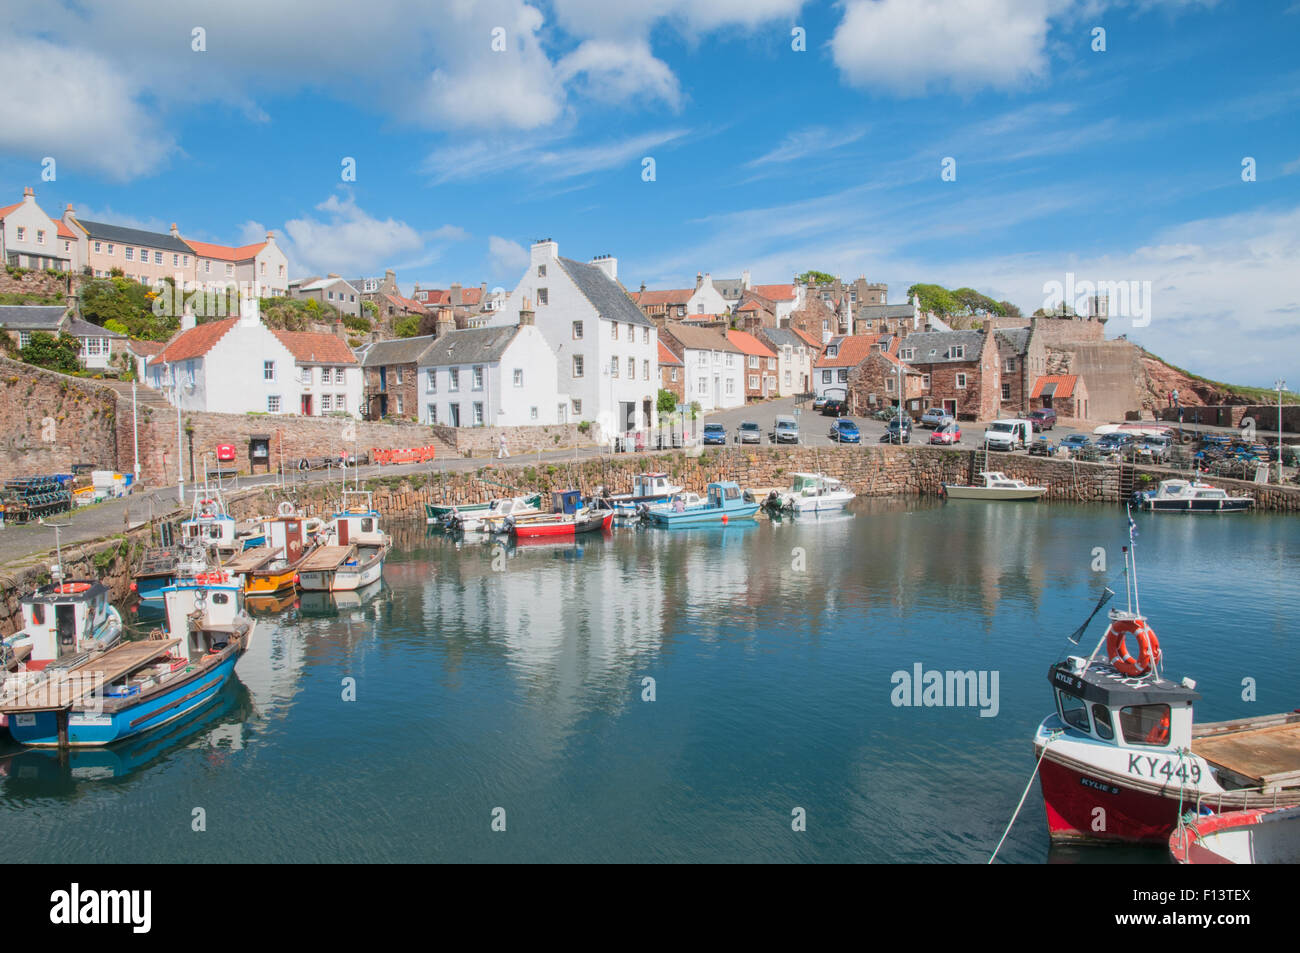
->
(57, 709, 70, 749)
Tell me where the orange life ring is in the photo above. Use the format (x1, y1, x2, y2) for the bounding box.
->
(1106, 618, 1161, 677)
(54, 582, 92, 594)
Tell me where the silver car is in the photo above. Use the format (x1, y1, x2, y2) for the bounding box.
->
(771, 416, 800, 444)
(737, 421, 763, 444)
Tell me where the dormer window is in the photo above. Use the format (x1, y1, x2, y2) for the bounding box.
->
(951, 345, 965, 360)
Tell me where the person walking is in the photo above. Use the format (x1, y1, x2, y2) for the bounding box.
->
(498, 434, 510, 459)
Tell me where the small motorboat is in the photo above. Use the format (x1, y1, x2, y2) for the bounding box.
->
(647, 482, 759, 526)
(221, 501, 318, 596)
(1169, 805, 1300, 864)
(1131, 478, 1253, 513)
(601, 472, 684, 518)
(427, 493, 542, 526)
(509, 509, 613, 539)
(768, 472, 856, 514)
(942, 471, 1047, 501)
(2, 569, 122, 679)
(457, 494, 546, 534)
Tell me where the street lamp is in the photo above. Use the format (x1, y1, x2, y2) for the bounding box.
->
(1276, 379, 1287, 484)
(164, 374, 192, 504)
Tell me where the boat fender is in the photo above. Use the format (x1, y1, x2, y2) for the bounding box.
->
(1106, 619, 1161, 677)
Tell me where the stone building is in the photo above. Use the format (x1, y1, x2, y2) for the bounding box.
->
(657, 340, 684, 402)
(896, 328, 1000, 420)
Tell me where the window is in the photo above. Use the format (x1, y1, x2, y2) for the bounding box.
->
(822, 320, 829, 331)
(263, 361, 276, 381)
(184, 255, 190, 266)
(427, 370, 436, 393)
(922, 374, 931, 388)
(748, 355, 758, 369)
(725, 353, 734, 367)
(428, 404, 438, 424)
(749, 375, 758, 389)
(125, 247, 135, 261)
(320, 394, 332, 413)
(513, 368, 523, 388)
(784, 371, 791, 386)
(394, 366, 403, 385)
(1119, 704, 1171, 747)
(537, 264, 546, 277)
(18, 331, 31, 349)
(572, 399, 582, 415)
(93, 241, 101, 253)
(267, 395, 281, 413)
(900, 348, 915, 361)
(1001, 383, 1011, 400)
(627, 357, 635, 378)
(35, 229, 44, 245)
(327, 291, 334, 300)
(670, 368, 678, 382)
(697, 377, 706, 393)
(822, 370, 832, 384)
(336, 394, 346, 413)
(725, 379, 735, 395)
(472, 366, 483, 390)
(611, 323, 618, 340)
(173, 254, 180, 266)
(838, 369, 848, 383)
(1092, 705, 1115, 741)
(572, 321, 583, 339)
(64, 241, 70, 252)
(204, 260, 211, 274)
(886, 378, 896, 394)
(537, 288, 548, 305)
(106, 243, 114, 255)
(530, 406, 538, 420)
(15, 227, 24, 241)
(611, 357, 619, 378)
(1057, 692, 1090, 733)
(642, 359, 649, 380)
(571, 355, 584, 378)
(225, 263, 234, 276)
(956, 373, 967, 389)
(698, 352, 707, 365)
(1005, 356, 1016, 372)
(642, 327, 649, 344)
(448, 368, 459, 391)
(951, 345, 965, 359)
(697, 303, 704, 313)
(768, 358, 775, 370)
(154, 251, 163, 264)
(260, 261, 266, 275)
(473, 402, 484, 426)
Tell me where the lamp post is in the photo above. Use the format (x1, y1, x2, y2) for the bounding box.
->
(1276, 379, 1287, 484)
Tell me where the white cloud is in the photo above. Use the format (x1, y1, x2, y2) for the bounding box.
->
(556, 40, 682, 109)
(423, 129, 689, 184)
(1283, 156, 1300, 176)
(429, 225, 471, 242)
(831, 0, 1059, 95)
(747, 126, 866, 167)
(488, 236, 530, 279)
(278, 192, 425, 277)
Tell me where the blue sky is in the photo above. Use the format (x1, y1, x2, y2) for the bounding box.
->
(1, 0, 1297, 385)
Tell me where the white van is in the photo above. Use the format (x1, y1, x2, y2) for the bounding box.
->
(983, 418, 1034, 451)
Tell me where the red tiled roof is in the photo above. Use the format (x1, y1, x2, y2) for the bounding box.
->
(657, 341, 682, 365)
(184, 238, 268, 262)
(271, 329, 358, 365)
(129, 340, 166, 357)
(634, 288, 693, 307)
(56, 219, 78, 239)
(0, 201, 22, 219)
(460, 288, 483, 306)
(815, 335, 881, 368)
(683, 312, 723, 322)
(1030, 374, 1078, 399)
(880, 349, 922, 373)
(726, 329, 775, 358)
(791, 327, 822, 351)
(384, 293, 426, 313)
(149, 318, 240, 366)
(754, 283, 796, 301)
(421, 289, 451, 305)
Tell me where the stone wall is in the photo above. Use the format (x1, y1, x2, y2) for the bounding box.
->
(0, 268, 73, 300)
(0, 357, 122, 481)
(1157, 404, 1300, 434)
(429, 422, 598, 456)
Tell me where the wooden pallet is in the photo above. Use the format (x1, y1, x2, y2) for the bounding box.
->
(1194, 721, 1300, 793)
(298, 545, 356, 572)
(0, 640, 181, 713)
(221, 546, 280, 573)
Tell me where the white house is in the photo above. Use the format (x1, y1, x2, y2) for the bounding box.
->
(0, 188, 78, 272)
(288, 274, 362, 317)
(417, 311, 560, 428)
(491, 240, 659, 440)
(758, 327, 813, 397)
(660, 323, 745, 412)
(185, 233, 290, 297)
(146, 299, 361, 416)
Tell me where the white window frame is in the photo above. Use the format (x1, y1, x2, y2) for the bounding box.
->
(956, 373, 968, 389)
(263, 360, 276, 381)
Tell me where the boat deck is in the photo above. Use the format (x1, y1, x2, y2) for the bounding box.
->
(0, 639, 181, 713)
(298, 545, 355, 572)
(222, 546, 280, 572)
(1194, 716, 1300, 792)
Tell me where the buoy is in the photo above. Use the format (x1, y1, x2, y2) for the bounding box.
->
(721, 515, 728, 524)
(129, 581, 138, 592)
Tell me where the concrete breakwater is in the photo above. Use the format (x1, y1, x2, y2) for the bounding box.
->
(2, 444, 1294, 636)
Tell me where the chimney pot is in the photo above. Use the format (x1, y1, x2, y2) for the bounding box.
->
(23, 187, 33, 198)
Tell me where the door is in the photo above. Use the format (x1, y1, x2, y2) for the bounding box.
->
(337, 520, 350, 546)
(943, 399, 957, 415)
(56, 604, 77, 649)
(301, 394, 313, 415)
(449, 403, 461, 427)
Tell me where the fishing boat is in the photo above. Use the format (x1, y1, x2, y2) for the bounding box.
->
(509, 508, 613, 539)
(2, 566, 122, 676)
(1131, 478, 1253, 513)
(180, 488, 242, 556)
(1032, 518, 1300, 845)
(601, 472, 684, 517)
(633, 491, 704, 520)
(647, 481, 760, 527)
(297, 491, 392, 592)
(426, 493, 543, 526)
(1169, 805, 1300, 864)
(767, 472, 857, 514)
(449, 493, 544, 534)
(130, 540, 210, 603)
(942, 471, 1048, 501)
(221, 501, 317, 596)
(0, 571, 255, 748)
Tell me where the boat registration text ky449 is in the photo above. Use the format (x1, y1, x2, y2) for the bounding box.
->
(1126, 754, 1202, 784)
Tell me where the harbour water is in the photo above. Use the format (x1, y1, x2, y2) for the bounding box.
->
(1, 500, 1295, 863)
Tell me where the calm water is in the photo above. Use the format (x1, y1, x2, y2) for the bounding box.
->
(2, 501, 1296, 863)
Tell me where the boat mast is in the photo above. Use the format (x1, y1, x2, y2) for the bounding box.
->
(1127, 505, 1141, 617)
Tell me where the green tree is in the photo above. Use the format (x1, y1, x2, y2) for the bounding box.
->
(80, 277, 178, 341)
(656, 388, 677, 414)
(998, 300, 1022, 318)
(394, 315, 421, 338)
(20, 331, 81, 373)
(907, 283, 958, 317)
(797, 270, 836, 285)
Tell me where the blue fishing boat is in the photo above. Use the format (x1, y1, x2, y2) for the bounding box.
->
(130, 540, 210, 604)
(0, 572, 255, 748)
(646, 481, 759, 527)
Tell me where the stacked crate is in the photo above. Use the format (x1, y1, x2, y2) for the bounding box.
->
(1, 476, 73, 523)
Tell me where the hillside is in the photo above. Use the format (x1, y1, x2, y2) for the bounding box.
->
(1138, 348, 1298, 409)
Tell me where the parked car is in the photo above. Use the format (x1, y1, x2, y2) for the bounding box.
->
(1096, 433, 1134, 455)
(702, 423, 728, 445)
(982, 418, 1034, 451)
(1058, 433, 1092, 454)
(920, 407, 951, 429)
(828, 419, 861, 444)
(929, 422, 961, 445)
(1137, 434, 1173, 463)
(770, 416, 800, 444)
(812, 395, 829, 411)
(736, 421, 762, 444)
(822, 399, 848, 417)
(1028, 408, 1057, 432)
(880, 417, 913, 444)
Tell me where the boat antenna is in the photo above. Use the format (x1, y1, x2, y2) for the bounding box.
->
(1126, 503, 1140, 616)
(39, 518, 68, 582)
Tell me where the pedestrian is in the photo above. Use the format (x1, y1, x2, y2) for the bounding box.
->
(498, 434, 509, 459)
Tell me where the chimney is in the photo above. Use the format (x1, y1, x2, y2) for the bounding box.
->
(170, 223, 179, 237)
(518, 296, 535, 326)
(327, 272, 340, 278)
(741, 269, 751, 290)
(450, 282, 462, 306)
(384, 269, 395, 282)
(334, 319, 346, 339)
(589, 254, 617, 281)
(436, 307, 456, 337)
(696, 272, 703, 289)
(265, 230, 275, 242)
(639, 281, 646, 293)
(22, 186, 34, 201)
(531, 238, 558, 267)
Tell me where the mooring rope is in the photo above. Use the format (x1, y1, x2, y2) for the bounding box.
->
(989, 729, 1063, 864)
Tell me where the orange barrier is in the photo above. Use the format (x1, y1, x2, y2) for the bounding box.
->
(372, 445, 438, 466)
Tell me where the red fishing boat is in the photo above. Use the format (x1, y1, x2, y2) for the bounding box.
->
(1169, 805, 1300, 863)
(1031, 514, 1300, 846)
(509, 508, 613, 539)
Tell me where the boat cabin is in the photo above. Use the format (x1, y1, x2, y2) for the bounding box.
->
(1049, 654, 1200, 752)
(790, 473, 843, 495)
(330, 491, 383, 546)
(162, 574, 246, 657)
(707, 482, 745, 507)
(263, 508, 310, 565)
(10, 580, 115, 668)
(182, 494, 238, 552)
(630, 473, 679, 499)
(553, 490, 585, 515)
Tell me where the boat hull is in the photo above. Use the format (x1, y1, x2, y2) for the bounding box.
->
(298, 544, 389, 592)
(6, 653, 240, 748)
(943, 485, 1047, 501)
(1137, 497, 1253, 513)
(134, 574, 172, 603)
(649, 503, 760, 526)
(1170, 806, 1300, 864)
(512, 512, 613, 538)
(245, 568, 298, 595)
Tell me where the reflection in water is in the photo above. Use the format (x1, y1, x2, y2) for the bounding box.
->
(0, 506, 1294, 863)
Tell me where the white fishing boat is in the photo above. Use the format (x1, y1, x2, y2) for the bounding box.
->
(1132, 478, 1253, 513)
(298, 491, 392, 592)
(634, 492, 704, 519)
(767, 472, 856, 514)
(448, 493, 544, 533)
(1170, 805, 1300, 864)
(1, 569, 122, 680)
(942, 471, 1048, 501)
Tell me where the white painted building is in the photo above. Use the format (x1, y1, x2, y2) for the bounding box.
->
(491, 240, 659, 440)
(660, 323, 745, 412)
(0, 188, 78, 272)
(417, 318, 561, 427)
(146, 298, 361, 416)
(758, 327, 814, 397)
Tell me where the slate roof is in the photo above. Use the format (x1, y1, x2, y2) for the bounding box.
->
(73, 220, 192, 254)
(64, 315, 125, 339)
(0, 305, 67, 330)
(294, 276, 358, 294)
(897, 330, 986, 364)
(855, 303, 915, 320)
(633, 288, 693, 307)
(558, 258, 652, 327)
(994, 328, 1031, 354)
(711, 277, 744, 298)
(759, 327, 808, 350)
(418, 326, 520, 367)
(360, 334, 439, 367)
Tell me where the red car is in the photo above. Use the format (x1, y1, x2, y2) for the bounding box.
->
(929, 423, 961, 445)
